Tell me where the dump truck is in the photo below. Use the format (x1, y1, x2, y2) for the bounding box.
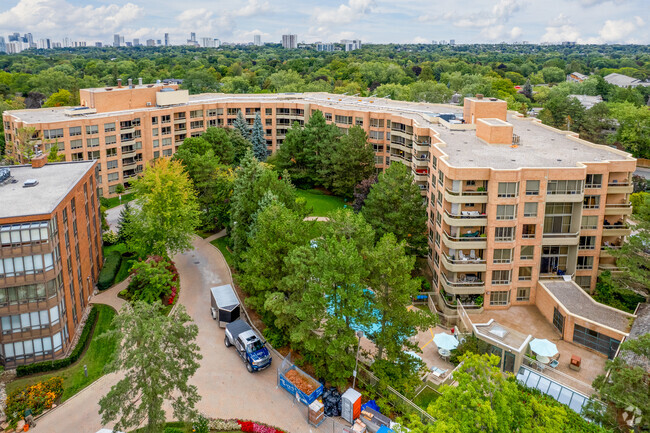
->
(224, 319, 272, 373)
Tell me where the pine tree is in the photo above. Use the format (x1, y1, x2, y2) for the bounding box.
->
(232, 110, 250, 139)
(251, 112, 267, 161)
(116, 202, 133, 245)
(522, 79, 533, 100)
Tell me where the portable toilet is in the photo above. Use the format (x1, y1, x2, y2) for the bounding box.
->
(341, 388, 362, 424)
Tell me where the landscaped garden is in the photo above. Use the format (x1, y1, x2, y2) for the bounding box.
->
(294, 189, 346, 217)
(100, 192, 136, 209)
(7, 304, 118, 401)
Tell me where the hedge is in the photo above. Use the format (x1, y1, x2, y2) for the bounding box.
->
(16, 306, 99, 377)
(98, 250, 122, 290)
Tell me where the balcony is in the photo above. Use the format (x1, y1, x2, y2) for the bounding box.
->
(414, 142, 430, 152)
(412, 155, 429, 168)
(602, 224, 631, 237)
(541, 232, 580, 246)
(443, 210, 488, 227)
(604, 203, 632, 216)
(606, 182, 633, 194)
(120, 126, 135, 134)
(414, 170, 428, 182)
(441, 252, 487, 273)
(442, 230, 487, 249)
(121, 148, 136, 158)
(546, 191, 584, 202)
(597, 263, 626, 275)
(440, 273, 485, 295)
(444, 187, 488, 204)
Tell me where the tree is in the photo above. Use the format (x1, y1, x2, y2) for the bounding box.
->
(352, 176, 377, 212)
(99, 301, 202, 433)
(43, 89, 73, 107)
(522, 79, 533, 99)
(127, 257, 179, 304)
(9, 126, 40, 163)
(201, 127, 235, 165)
(232, 110, 250, 139)
(406, 353, 568, 433)
(230, 152, 304, 260)
(608, 102, 650, 158)
(367, 233, 438, 360)
(117, 202, 134, 245)
(46, 142, 65, 162)
(541, 66, 566, 84)
(320, 126, 376, 198)
(251, 112, 267, 161)
(362, 162, 427, 256)
(128, 158, 200, 258)
(586, 334, 650, 432)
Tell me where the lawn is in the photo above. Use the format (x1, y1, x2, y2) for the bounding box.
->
(101, 192, 135, 209)
(211, 236, 235, 267)
(295, 189, 347, 217)
(414, 386, 441, 411)
(102, 243, 133, 286)
(7, 304, 118, 401)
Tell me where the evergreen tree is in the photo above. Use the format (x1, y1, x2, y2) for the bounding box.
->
(116, 202, 134, 245)
(99, 302, 202, 433)
(230, 129, 252, 166)
(522, 79, 533, 100)
(362, 162, 427, 256)
(251, 112, 267, 161)
(232, 110, 250, 139)
(201, 127, 235, 165)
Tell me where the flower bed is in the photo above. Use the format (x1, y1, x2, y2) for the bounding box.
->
(237, 420, 285, 433)
(197, 417, 287, 433)
(6, 376, 63, 426)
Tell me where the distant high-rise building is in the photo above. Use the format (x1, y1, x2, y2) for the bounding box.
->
(51, 41, 61, 48)
(95, 42, 103, 47)
(133, 38, 139, 46)
(113, 34, 121, 47)
(254, 34, 261, 46)
(341, 39, 362, 51)
(125, 42, 132, 47)
(156, 40, 161, 45)
(24, 33, 34, 48)
(316, 42, 334, 52)
(0, 37, 6, 53)
(146, 39, 155, 47)
(449, 39, 455, 45)
(200, 37, 215, 48)
(37, 39, 51, 49)
(8, 32, 19, 42)
(281, 34, 297, 49)
(190, 32, 196, 42)
(214, 39, 221, 48)
(62, 37, 71, 48)
(164, 33, 169, 46)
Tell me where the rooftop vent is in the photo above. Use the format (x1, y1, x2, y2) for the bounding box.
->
(0, 168, 10, 183)
(23, 179, 39, 188)
(138, 77, 143, 85)
(476, 94, 484, 100)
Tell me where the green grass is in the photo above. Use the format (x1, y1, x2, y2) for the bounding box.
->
(103, 243, 127, 256)
(102, 243, 133, 286)
(7, 304, 118, 401)
(196, 229, 218, 239)
(414, 386, 441, 410)
(211, 236, 235, 267)
(101, 192, 135, 209)
(295, 189, 347, 217)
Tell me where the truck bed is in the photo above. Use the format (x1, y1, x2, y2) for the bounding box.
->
(225, 319, 251, 338)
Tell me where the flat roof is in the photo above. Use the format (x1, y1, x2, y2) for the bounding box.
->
(474, 319, 530, 352)
(0, 161, 95, 219)
(4, 92, 632, 170)
(542, 281, 632, 333)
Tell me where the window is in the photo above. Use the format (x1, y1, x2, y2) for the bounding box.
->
(69, 126, 81, 136)
(161, 126, 171, 135)
(490, 290, 510, 306)
(585, 174, 602, 188)
(107, 172, 119, 182)
(190, 109, 203, 118)
(0, 254, 55, 277)
(525, 180, 539, 195)
(70, 139, 82, 149)
(552, 307, 565, 334)
(44, 129, 63, 139)
(573, 324, 620, 359)
(518, 267, 532, 281)
(497, 182, 518, 198)
(85, 125, 98, 135)
(151, 117, 158, 125)
(522, 224, 536, 238)
(162, 138, 172, 147)
(438, 170, 444, 186)
(577, 256, 594, 270)
(153, 151, 160, 159)
(161, 115, 171, 123)
(104, 122, 116, 132)
(334, 115, 352, 125)
(152, 139, 159, 148)
(520, 245, 534, 260)
(493, 249, 512, 264)
(152, 128, 158, 136)
(581, 215, 598, 229)
(579, 236, 596, 250)
(583, 195, 600, 209)
(494, 227, 514, 241)
(106, 148, 117, 157)
(86, 138, 99, 147)
(547, 179, 583, 195)
(87, 151, 100, 160)
(523, 202, 538, 217)
(370, 118, 384, 128)
(106, 160, 118, 170)
(355, 117, 363, 126)
(162, 149, 172, 157)
(491, 270, 511, 285)
(190, 120, 204, 129)
(516, 287, 530, 302)
(369, 130, 384, 140)
(105, 135, 116, 145)
(496, 205, 516, 220)
(576, 276, 591, 290)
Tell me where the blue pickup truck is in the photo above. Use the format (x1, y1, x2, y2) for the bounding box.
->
(224, 320, 272, 373)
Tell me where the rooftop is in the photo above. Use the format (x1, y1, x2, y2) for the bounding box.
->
(621, 303, 650, 370)
(604, 72, 650, 88)
(569, 94, 604, 110)
(4, 92, 633, 170)
(0, 161, 95, 219)
(541, 281, 633, 333)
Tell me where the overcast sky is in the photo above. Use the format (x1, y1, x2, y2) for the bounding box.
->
(0, 0, 648, 45)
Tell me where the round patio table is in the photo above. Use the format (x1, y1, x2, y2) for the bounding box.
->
(537, 355, 550, 364)
(438, 348, 451, 358)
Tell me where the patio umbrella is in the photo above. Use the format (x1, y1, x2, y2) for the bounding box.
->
(405, 351, 422, 360)
(530, 338, 558, 357)
(433, 333, 459, 351)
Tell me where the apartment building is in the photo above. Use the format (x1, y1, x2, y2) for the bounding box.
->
(0, 158, 102, 367)
(2, 85, 637, 358)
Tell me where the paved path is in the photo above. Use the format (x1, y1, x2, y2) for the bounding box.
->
(35, 236, 315, 433)
(104, 204, 124, 231)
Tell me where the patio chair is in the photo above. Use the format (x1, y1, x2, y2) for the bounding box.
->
(549, 359, 559, 368)
(469, 250, 477, 261)
(458, 251, 467, 261)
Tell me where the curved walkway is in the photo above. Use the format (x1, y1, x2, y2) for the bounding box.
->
(34, 235, 313, 433)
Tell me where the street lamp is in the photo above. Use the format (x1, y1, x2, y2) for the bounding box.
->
(352, 330, 364, 389)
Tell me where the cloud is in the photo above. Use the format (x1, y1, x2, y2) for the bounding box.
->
(412, 36, 429, 43)
(453, 0, 522, 29)
(176, 0, 272, 39)
(541, 13, 581, 42)
(578, 0, 625, 5)
(0, 0, 142, 38)
(510, 26, 523, 39)
(313, 0, 375, 25)
(598, 16, 644, 42)
(232, 0, 271, 18)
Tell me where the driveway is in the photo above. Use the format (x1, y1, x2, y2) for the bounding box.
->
(104, 204, 123, 231)
(34, 236, 315, 433)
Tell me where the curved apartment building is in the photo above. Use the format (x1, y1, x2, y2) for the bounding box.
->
(3, 84, 636, 359)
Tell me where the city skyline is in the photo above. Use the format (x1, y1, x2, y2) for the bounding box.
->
(0, 0, 648, 45)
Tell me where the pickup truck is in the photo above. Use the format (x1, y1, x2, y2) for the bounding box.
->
(224, 320, 272, 373)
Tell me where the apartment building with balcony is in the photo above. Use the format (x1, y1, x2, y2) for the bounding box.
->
(2, 84, 637, 360)
(0, 158, 102, 367)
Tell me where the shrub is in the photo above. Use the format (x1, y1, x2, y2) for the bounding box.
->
(98, 251, 122, 290)
(5, 376, 63, 426)
(192, 415, 210, 433)
(449, 334, 488, 365)
(163, 428, 184, 433)
(102, 230, 118, 245)
(16, 307, 98, 377)
(127, 256, 180, 304)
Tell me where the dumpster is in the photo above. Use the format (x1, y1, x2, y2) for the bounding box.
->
(277, 354, 323, 405)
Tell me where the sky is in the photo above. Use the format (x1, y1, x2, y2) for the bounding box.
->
(0, 0, 648, 45)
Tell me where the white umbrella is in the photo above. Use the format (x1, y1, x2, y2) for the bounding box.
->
(405, 351, 422, 360)
(433, 333, 459, 351)
(530, 338, 558, 357)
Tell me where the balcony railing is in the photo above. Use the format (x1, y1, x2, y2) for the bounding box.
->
(445, 187, 488, 196)
(444, 210, 487, 219)
(542, 232, 580, 238)
(441, 272, 485, 287)
(443, 252, 485, 265)
(443, 231, 486, 242)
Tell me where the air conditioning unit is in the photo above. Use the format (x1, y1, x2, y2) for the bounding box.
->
(146, 102, 152, 106)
